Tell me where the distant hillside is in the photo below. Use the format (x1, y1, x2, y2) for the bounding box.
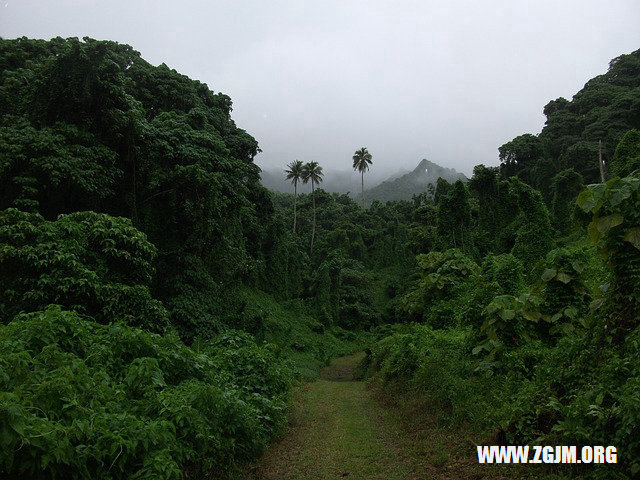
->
(362, 159, 467, 204)
(260, 167, 404, 196)
(260, 169, 356, 195)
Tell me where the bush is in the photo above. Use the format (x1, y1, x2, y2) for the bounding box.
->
(398, 249, 479, 328)
(0, 209, 167, 332)
(0, 306, 291, 479)
(362, 324, 502, 428)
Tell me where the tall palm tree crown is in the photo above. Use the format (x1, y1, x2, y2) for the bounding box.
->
(301, 161, 324, 187)
(301, 161, 324, 253)
(285, 160, 304, 185)
(352, 147, 373, 207)
(285, 160, 304, 233)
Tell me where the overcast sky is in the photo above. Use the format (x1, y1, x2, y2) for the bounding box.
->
(2, 1, 639, 177)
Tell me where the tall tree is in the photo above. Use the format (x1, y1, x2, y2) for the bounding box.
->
(284, 159, 304, 233)
(302, 161, 324, 252)
(352, 147, 373, 207)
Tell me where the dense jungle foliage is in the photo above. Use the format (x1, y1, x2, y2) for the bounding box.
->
(0, 36, 639, 478)
(360, 48, 640, 479)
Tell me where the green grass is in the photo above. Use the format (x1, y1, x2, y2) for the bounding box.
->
(247, 353, 416, 480)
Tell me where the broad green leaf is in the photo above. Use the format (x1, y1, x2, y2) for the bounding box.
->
(499, 309, 516, 321)
(570, 261, 586, 273)
(564, 306, 578, 318)
(595, 213, 624, 234)
(588, 221, 602, 243)
(522, 310, 541, 322)
(623, 227, 640, 250)
(576, 189, 597, 213)
(555, 272, 573, 284)
(541, 268, 557, 282)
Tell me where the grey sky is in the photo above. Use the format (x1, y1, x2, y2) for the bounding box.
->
(2, 1, 639, 177)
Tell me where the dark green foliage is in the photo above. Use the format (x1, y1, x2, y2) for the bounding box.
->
(0, 116, 119, 214)
(550, 168, 584, 234)
(539, 247, 590, 320)
(577, 172, 640, 336)
(310, 252, 378, 329)
(2, 35, 639, 480)
(360, 325, 503, 427)
(360, 50, 640, 480)
(0, 37, 270, 334)
(0, 306, 290, 479)
(499, 48, 640, 199)
(507, 329, 640, 478)
(481, 253, 524, 297)
(498, 133, 544, 185)
(433, 176, 451, 204)
(509, 178, 554, 270)
(436, 180, 472, 252)
(0, 208, 167, 331)
(0, 37, 367, 479)
(399, 249, 478, 328)
(610, 129, 640, 177)
(407, 203, 438, 254)
(468, 165, 519, 256)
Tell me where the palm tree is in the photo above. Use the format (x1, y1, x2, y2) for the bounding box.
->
(301, 161, 324, 252)
(284, 160, 304, 233)
(352, 147, 373, 207)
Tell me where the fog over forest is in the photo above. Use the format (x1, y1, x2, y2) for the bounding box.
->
(2, 0, 639, 177)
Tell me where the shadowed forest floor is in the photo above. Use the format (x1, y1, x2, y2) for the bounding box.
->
(246, 353, 535, 480)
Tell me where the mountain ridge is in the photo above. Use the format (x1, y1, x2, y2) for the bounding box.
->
(260, 158, 466, 202)
(360, 158, 467, 204)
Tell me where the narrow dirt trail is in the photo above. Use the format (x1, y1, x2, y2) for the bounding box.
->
(246, 353, 418, 480)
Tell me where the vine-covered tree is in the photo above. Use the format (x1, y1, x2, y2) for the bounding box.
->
(610, 129, 640, 177)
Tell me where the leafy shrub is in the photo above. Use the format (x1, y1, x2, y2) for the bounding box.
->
(610, 129, 640, 177)
(576, 173, 640, 335)
(0, 306, 290, 479)
(0, 209, 167, 331)
(507, 327, 640, 478)
(398, 249, 478, 328)
(362, 324, 503, 428)
(539, 247, 591, 318)
(550, 168, 584, 234)
(481, 253, 524, 296)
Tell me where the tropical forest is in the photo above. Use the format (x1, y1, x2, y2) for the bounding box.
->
(1, 34, 640, 480)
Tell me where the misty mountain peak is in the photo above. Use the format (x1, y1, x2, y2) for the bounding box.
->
(361, 158, 467, 203)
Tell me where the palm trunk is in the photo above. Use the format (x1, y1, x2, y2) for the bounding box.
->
(361, 171, 364, 208)
(293, 181, 297, 233)
(311, 180, 316, 253)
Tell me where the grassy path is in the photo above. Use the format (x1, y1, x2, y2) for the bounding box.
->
(247, 353, 417, 480)
(247, 353, 537, 480)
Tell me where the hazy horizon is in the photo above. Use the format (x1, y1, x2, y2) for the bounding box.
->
(2, 1, 639, 177)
